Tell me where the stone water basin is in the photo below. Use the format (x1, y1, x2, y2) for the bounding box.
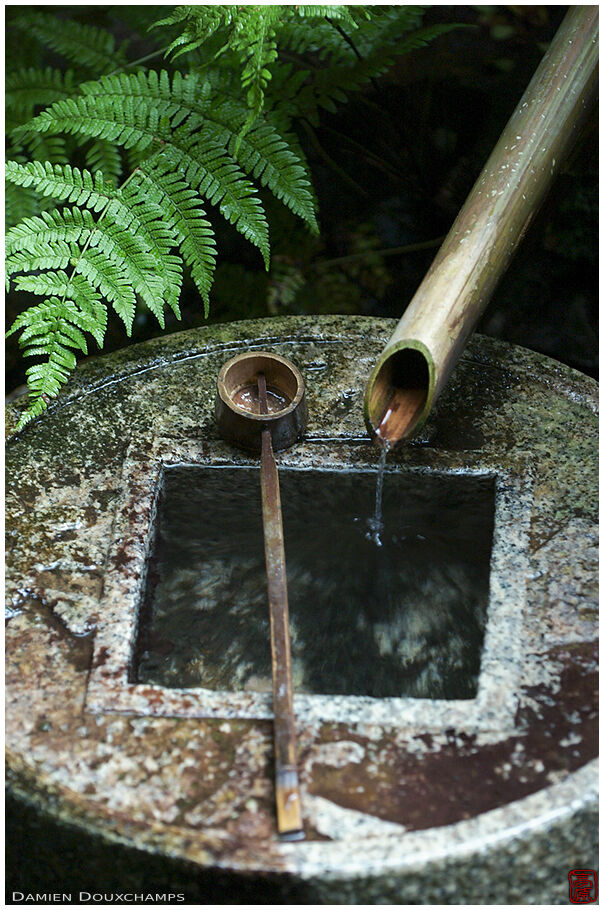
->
(6, 316, 598, 903)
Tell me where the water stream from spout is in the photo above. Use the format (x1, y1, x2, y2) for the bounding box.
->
(367, 443, 389, 547)
(366, 395, 423, 545)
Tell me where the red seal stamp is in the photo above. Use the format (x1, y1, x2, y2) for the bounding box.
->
(569, 870, 598, 903)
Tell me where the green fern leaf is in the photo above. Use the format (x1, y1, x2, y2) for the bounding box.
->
(6, 160, 180, 289)
(6, 66, 74, 228)
(90, 70, 318, 231)
(8, 209, 141, 336)
(21, 82, 269, 263)
(228, 121, 318, 233)
(151, 5, 364, 131)
(152, 6, 232, 61)
(6, 208, 91, 258)
(20, 96, 162, 153)
(295, 6, 363, 24)
(20, 71, 331, 260)
(88, 222, 168, 328)
(161, 132, 270, 267)
(6, 247, 73, 283)
(118, 184, 184, 316)
(235, 7, 281, 137)
(26, 352, 76, 389)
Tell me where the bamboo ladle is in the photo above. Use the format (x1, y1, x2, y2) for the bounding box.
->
(215, 351, 307, 840)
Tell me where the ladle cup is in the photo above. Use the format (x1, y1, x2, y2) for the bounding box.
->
(215, 351, 307, 453)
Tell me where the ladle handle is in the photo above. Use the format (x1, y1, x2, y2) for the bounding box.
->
(258, 373, 303, 838)
(260, 436, 297, 741)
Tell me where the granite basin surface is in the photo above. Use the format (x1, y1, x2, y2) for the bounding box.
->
(6, 316, 598, 904)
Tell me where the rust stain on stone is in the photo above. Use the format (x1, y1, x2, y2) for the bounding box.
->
(308, 643, 597, 830)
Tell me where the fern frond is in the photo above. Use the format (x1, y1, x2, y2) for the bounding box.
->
(88, 70, 318, 231)
(6, 68, 74, 228)
(10, 10, 129, 75)
(152, 6, 232, 61)
(166, 132, 270, 267)
(117, 183, 184, 316)
(275, 19, 344, 60)
(5, 160, 180, 303)
(90, 221, 168, 328)
(296, 6, 366, 24)
(6, 208, 93, 258)
(7, 203, 169, 332)
(229, 121, 318, 233)
(234, 7, 282, 139)
(26, 349, 76, 391)
(21, 70, 319, 251)
(20, 89, 269, 264)
(6, 159, 183, 325)
(20, 95, 161, 153)
(152, 5, 364, 132)
(8, 295, 103, 370)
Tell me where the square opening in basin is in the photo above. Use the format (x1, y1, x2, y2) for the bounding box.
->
(135, 466, 495, 700)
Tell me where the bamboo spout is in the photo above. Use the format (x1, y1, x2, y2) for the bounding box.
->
(365, 5, 598, 447)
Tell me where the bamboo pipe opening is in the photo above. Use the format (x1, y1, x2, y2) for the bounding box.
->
(365, 343, 433, 447)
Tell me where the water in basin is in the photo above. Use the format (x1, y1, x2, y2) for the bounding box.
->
(135, 465, 495, 699)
